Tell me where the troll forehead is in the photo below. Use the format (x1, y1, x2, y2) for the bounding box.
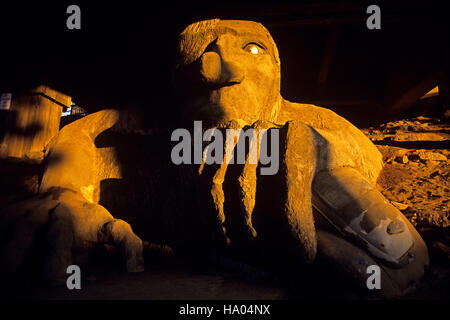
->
(178, 19, 280, 66)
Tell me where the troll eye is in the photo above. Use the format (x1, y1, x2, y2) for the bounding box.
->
(243, 42, 265, 55)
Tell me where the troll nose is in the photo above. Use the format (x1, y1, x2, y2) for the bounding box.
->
(200, 51, 245, 84)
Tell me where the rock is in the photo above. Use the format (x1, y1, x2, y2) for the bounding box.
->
(362, 116, 450, 143)
(409, 161, 419, 167)
(416, 150, 447, 161)
(417, 212, 450, 228)
(395, 155, 409, 164)
(394, 132, 449, 142)
(425, 160, 442, 168)
(430, 170, 440, 178)
(392, 201, 409, 211)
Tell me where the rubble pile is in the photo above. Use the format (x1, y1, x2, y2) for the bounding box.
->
(362, 116, 450, 272)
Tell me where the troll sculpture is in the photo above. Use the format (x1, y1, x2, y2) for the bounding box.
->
(0, 20, 428, 297)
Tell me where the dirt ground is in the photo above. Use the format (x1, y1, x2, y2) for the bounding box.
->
(363, 116, 450, 299)
(13, 267, 286, 300)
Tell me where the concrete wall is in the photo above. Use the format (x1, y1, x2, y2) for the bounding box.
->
(0, 85, 71, 160)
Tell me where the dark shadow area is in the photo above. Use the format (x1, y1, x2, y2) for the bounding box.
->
(0, 110, 17, 145)
(0, 157, 42, 207)
(0, 104, 44, 208)
(0, 110, 43, 147)
(94, 122, 210, 257)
